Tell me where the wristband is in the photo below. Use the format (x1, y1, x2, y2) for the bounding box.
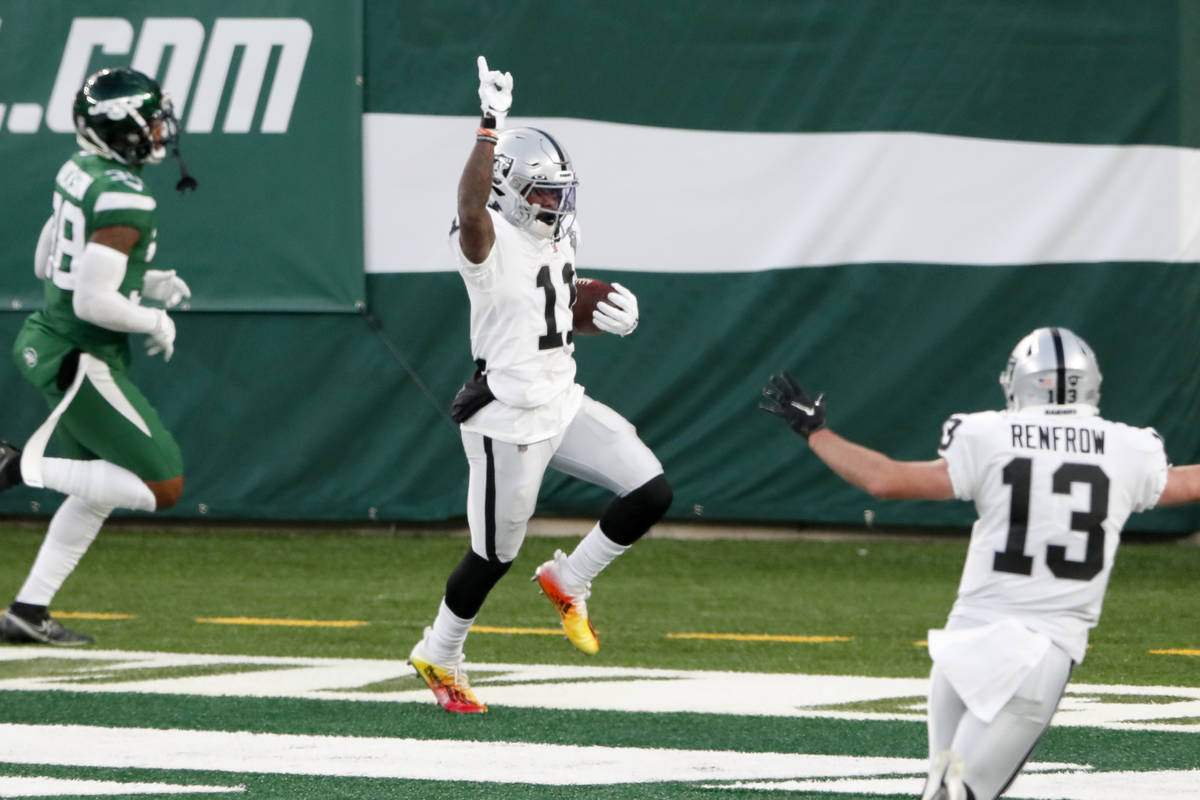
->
(476, 126, 499, 144)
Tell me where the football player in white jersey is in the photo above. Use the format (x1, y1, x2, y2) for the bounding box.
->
(761, 327, 1200, 800)
(408, 57, 673, 713)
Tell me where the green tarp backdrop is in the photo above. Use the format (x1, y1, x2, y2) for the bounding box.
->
(0, 0, 1197, 534)
(0, 0, 364, 312)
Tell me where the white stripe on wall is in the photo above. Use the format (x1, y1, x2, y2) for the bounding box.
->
(364, 114, 1200, 274)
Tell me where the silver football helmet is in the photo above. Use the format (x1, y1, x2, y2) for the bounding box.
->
(999, 327, 1102, 411)
(491, 127, 578, 240)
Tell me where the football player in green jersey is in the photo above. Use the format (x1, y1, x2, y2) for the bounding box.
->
(0, 68, 197, 646)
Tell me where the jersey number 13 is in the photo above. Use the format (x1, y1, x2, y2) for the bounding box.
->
(994, 457, 1110, 581)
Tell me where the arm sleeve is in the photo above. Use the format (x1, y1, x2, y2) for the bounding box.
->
(34, 216, 54, 280)
(72, 242, 166, 334)
(1131, 428, 1169, 512)
(937, 414, 978, 501)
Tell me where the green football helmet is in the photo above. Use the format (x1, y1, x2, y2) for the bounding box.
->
(74, 68, 175, 165)
(73, 67, 196, 190)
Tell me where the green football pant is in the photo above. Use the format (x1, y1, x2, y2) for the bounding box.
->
(13, 326, 182, 482)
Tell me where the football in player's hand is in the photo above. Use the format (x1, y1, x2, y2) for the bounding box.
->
(572, 277, 613, 336)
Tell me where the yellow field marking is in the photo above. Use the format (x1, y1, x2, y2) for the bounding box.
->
(666, 632, 852, 643)
(195, 617, 369, 628)
(915, 640, 1089, 649)
(471, 625, 565, 636)
(53, 612, 135, 620)
(1150, 648, 1200, 657)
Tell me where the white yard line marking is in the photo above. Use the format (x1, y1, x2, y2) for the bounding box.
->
(0, 723, 924, 786)
(0, 649, 1197, 730)
(0, 776, 243, 796)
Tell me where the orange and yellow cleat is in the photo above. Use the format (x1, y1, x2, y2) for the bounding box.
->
(409, 634, 487, 714)
(533, 550, 599, 655)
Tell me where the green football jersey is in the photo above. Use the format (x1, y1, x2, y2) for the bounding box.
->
(36, 151, 159, 355)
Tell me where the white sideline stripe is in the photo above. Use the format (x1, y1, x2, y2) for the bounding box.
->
(94, 191, 156, 212)
(0, 776, 244, 796)
(363, 114, 1200, 274)
(0, 723, 923, 786)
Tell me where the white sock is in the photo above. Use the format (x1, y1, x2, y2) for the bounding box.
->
(15, 496, 112, 606)
(40, 457, 156, 511)
(424, 598, 474, 663)
(563, 523, 630, 587)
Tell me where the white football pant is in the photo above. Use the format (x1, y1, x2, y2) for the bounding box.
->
(926, 640, 1072, 800)
(461, 395, 663, 563)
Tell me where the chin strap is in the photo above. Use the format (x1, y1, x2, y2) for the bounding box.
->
(174, 143, 198, 193)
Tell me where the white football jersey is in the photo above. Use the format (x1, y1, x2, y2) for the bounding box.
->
(450, 209, 584, 444)
(938, 405, 1167, 662)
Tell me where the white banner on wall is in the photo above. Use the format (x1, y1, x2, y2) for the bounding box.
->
(363, 114, 1200, 274)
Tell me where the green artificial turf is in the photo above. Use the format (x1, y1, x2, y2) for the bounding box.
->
(0, 523, 1195, 686)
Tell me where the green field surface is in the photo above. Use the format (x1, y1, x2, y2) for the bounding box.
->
(1, 523, 1198, 799)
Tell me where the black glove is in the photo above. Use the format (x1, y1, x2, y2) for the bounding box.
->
(759, 372, 827, 438)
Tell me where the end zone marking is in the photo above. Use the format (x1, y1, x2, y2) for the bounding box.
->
(666, 633, 852, 643)
(195, 617, 369, 628)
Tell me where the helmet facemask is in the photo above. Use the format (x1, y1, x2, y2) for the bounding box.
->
(520, 180, 577, 238)
(491, 127, 578, 240)
(151, 96, 182, 164)
(999, 327, 1102, 412)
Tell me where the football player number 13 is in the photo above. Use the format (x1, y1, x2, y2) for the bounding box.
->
(536, 262, 577, 350)
(994, 457, 1109, 582)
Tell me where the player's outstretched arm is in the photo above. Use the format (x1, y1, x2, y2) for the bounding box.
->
(760, 372, 954, 501)
(458, 56, 512, 265)
(807, 429, 954, 500)
(1155, 464, 1200, 506)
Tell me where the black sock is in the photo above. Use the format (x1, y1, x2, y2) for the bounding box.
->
(9, 601, 48, 623)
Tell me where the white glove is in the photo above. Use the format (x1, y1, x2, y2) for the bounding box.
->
(477, 55, 513, 128)
(593, 282, 639, 336)
(141, 269, 191, 309)
(34, 216, 54, 280)
(145, 308, 176, 362)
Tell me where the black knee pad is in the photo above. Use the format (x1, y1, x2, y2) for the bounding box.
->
(444, 550, 512, 619)
(599, 474, 673, 546)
